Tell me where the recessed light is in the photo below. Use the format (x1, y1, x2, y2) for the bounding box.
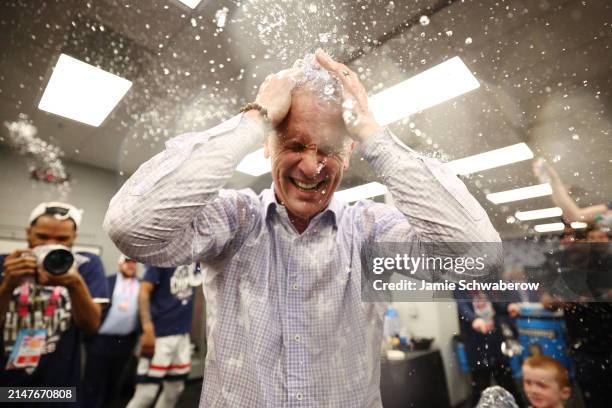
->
(38, 54, 132, 127)
(534, 222, 565, 233)
(176, 0, 202, 8)
(486, 184, 552, 204)
(369, 56, 480, 126)
(570, 222, 587, 229)
(446, 143, 533, 176)
(515, 207, 562, 221)
(334, 182, 388, 203)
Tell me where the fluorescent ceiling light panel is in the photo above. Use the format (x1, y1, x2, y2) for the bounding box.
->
(570, 222, 588, 229)
(515, 207, 562, 221)
(334, 182, 388, 203)
(38, 54, 132, 127)
(177, 0, 202, 8)
(235, 148, 270, 177)
(446, 143, 534, 176)
(534, 222, 565, 233)
(486, 183, 552, 204)
(369, 56, 480, 126)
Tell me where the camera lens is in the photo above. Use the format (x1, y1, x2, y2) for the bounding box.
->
(42, 248, 74, 275)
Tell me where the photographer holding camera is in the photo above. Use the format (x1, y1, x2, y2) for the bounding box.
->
(0, 202, 108, 405)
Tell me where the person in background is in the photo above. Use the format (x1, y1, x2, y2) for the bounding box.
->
(533, 158, 612, 225)
(540, 224, 611, 407)
(522, 355, 571, 408)
(454, 289, 522, 406)
(83, 255, 141, 408)
(0, 202, 108, 406)
(125, 263, 197, 408)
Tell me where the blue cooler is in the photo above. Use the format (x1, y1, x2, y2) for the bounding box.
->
(515, 303, 572, 377)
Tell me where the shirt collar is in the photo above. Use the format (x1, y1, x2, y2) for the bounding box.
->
(260, 185, 343, 227)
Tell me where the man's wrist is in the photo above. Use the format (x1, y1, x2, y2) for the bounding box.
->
(142, 321, 155, 333)
(244, 109, 266, 125)
(355, 122, 382, 143)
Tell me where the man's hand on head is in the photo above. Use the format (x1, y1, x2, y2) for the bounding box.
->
(254, 68, 303, 127)
(314, 49, 382, 143)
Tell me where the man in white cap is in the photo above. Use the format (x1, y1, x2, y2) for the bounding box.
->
(0, 201, 108, 406)
(83, 254, 141, 408)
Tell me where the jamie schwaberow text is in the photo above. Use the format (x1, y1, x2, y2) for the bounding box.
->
(372, 279, 540, 292)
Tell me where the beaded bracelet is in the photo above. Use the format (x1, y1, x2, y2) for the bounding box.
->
(239, 102, 270, 123)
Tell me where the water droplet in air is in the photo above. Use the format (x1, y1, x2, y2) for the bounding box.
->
(419, 15, 430, 26)
(465, 37, 473, 45)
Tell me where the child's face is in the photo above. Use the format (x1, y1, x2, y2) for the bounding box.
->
(523, 366, 570, 408)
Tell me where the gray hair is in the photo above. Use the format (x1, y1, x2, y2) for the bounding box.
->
(292, 53, 343, 104)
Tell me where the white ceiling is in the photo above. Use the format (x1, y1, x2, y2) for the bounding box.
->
(1, 0, 611, 237)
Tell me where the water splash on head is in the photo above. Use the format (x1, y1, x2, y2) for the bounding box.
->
(292, 53, 342, 104)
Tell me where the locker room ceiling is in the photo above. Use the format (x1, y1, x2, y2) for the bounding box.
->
(1, 0, 611, 237)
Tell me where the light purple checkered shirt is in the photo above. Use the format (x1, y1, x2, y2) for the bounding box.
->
(104, 114, 500, 407)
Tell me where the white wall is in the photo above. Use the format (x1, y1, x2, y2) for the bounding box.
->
(0, 146, 123, 274)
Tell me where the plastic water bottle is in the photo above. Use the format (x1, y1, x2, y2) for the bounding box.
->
(383, 305, 401, 337)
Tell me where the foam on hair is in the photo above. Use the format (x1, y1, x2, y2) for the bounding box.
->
(292, 53, 343, 104)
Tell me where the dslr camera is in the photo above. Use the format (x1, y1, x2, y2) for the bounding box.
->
(32, 244, 75, 276)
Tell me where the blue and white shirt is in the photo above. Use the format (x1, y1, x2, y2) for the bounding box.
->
(104, 114, 501, 407)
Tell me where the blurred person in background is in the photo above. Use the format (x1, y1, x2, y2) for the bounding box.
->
(125, 263, 197, 408)
(453, 289, 522, 406)
(522, 355, 571, 408)
(0, 202, 108, 406)
(541, 224, 612, 407)
(83, 255, 141, 408)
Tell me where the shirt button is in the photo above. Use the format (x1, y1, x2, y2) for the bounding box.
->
(294, 334, 301, 343)
(292, 283, 300, 291)
(296, 392, 304, 401)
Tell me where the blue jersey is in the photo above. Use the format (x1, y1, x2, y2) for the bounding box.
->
(144, 264, 196, 337)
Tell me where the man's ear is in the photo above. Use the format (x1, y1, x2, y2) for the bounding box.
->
(343, 141, 357, 170)
(25, 226, 34, 248)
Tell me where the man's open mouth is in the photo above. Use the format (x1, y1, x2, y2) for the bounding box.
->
(289, 177, 325, 192)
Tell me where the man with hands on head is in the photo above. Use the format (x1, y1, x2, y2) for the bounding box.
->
(0, 202, 108, 406)
(105, 49, 501, 407)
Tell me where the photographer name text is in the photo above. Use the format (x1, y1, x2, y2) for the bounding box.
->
(372, 279, 540, 292)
